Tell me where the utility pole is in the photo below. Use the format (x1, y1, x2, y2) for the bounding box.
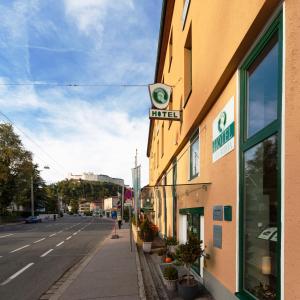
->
(134, 149, 138, 226)
(121, 183, 124, 220)
(31, 175, 34, 217)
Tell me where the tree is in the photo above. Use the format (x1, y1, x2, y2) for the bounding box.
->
(0, 123, 48, 215)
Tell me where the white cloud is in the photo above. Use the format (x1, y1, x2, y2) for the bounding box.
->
(1, 85, 149, 187)
(64, 0, 134, 38)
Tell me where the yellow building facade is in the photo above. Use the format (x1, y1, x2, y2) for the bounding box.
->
(147, 1, 300, 299)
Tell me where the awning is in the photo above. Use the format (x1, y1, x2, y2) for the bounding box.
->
(140, 183, 211, 216)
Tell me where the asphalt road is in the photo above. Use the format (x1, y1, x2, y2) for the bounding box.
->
(0, 215, 114, 300)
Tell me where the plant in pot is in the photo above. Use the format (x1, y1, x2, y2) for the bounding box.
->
(163, 265, 178, 292)
(139, 218, 155, 253)
(175, 234, 206, 300)
(166, 236, 178, 254)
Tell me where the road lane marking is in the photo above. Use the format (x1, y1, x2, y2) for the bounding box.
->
(0, 263, 34, 286)
(56, 241, 64, 247)
(10, 245, 30, 253)
(58, 230, 63, 233)
(72, 232, 77, 236)
(40, 249, 53, 257)
(49, 233, 56, 237)
(34, 238, 46, 244)
(66, 236, 72, 240)
(0, 234, 14, 239)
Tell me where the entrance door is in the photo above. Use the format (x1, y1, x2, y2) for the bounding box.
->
(186, 213, 204, 277)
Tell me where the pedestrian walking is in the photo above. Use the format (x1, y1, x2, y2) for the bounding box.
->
(117, 214, 122, 229)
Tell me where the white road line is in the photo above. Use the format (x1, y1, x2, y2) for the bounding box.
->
(49, 233, 56, 237)
(34, 238, 46, 243)
(0, 263, 34, 286)
(40, 249, 53, 257)
(10, 245, 30, 253)
(66, 236, 72, 240)
(56, 241, 64, 247)
(72, 232, 77, 236)
(58, 230, 63, 233)
(0, 256, 3, 258)
(0, 234, 14, 239)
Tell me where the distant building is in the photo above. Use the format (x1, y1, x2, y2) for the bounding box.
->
(90, 200, 103, 212)
(68, 172, 124, 186)
(78, 201, 91, 214)
(103, 196, 119, 217)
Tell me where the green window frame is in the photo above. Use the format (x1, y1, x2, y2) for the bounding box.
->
(189, 129, 199, 180)
(237, 13, 282, 300)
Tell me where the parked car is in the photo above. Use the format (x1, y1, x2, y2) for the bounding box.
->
(25, 216, 42, 223)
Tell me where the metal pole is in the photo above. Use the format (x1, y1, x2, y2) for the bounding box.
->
(31, 175, 34, 217)
(121, 183, 124, 220)
(134, 149, 138, 227)
(129, 205, 132, 252)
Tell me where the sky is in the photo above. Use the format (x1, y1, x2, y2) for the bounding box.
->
(0, 0, 162, 186)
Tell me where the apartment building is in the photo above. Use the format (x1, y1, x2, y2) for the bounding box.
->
(146, 1, 300, 299)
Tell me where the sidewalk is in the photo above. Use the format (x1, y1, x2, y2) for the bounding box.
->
(56, 223, 140, 300)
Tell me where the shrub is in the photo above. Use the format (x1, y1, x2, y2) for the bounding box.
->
(139, 219, 156, 242)
(165, 236, 178, 246)
(175, 234, 205, 284)
(163, 266, 178, 280)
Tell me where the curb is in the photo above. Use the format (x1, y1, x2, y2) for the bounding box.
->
(134, 242, 147, 300)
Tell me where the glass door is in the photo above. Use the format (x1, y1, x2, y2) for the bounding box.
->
(187, 213, 201, 275)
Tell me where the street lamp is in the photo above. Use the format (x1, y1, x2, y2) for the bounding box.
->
(31, 166, 50, 217)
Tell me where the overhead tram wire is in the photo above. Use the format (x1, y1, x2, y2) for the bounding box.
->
(0, 82, 150, 87)
(0, 110, 67, 177)
(0, 78, 182, 88)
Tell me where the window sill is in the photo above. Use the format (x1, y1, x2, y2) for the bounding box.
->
(189, 173, 199, 181)
(235, 292, 256, 300)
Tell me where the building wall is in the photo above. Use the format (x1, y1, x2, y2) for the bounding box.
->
(284, 1, 300, 299)
(148, 0, 286, 298)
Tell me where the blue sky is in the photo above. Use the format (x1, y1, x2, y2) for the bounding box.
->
(0, 0, 162, 185)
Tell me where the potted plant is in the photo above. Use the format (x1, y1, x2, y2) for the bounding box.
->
(139, 218, 155, 253)
(166, 236, 178, 254)
(175, 234, 206, 300)
(163, 266, 178, 292)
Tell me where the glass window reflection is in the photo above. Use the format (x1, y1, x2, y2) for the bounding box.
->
(243, 135, 277, 300)
(247, 36, 279, 138)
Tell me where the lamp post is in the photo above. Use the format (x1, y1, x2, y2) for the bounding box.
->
(31, 166, 50, 217)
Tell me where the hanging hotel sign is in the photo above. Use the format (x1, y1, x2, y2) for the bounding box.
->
(149, 109, 181, 120)
(148, 83, 181, 121)
(212, 97, 235, 162)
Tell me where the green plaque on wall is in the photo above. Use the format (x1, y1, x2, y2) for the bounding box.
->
(224, 206, 232, 221)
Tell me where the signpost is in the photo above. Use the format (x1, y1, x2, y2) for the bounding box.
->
(148, 83, 181, 122)
(111, 211, 118, 239)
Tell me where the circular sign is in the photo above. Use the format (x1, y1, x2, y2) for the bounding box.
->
(218, 111, 227, 133)
(152, 87, 170, 109)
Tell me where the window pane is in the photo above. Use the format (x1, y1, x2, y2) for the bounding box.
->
(243, 135, 277, 300)
(247, 36, 278, 137)
(190, 137, 199, 177)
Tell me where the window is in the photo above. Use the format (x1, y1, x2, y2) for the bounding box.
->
(189, 130, 199, 179)
(184, 25, 192, 106)
(181, 0, 191, 30)
(168, 30, 173, 71)
(247, 35, 279, 138)
(239, 14, 282, 300)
